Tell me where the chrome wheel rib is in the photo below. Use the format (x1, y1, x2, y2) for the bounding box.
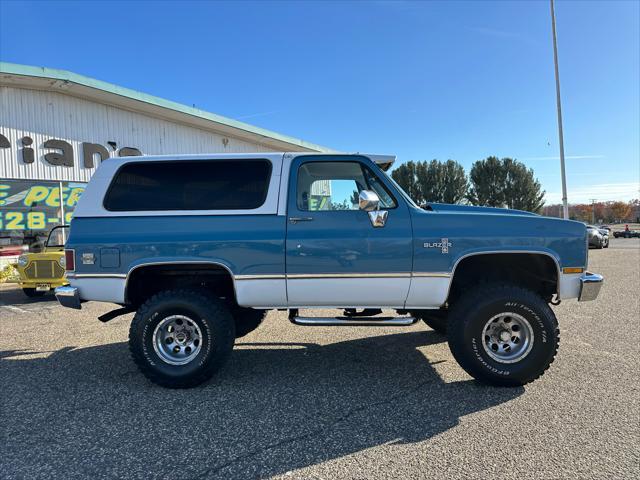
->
(153, 315, 202, 365)
(482, 312, 534, 364)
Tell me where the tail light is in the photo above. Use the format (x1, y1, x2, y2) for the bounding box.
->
(64, 249, 75, 272)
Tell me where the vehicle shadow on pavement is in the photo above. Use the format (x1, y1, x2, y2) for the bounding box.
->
(1, 330, 524, 479)
(0, 285, 57, 306)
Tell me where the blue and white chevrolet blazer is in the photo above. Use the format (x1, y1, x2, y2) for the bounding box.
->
(56, 153, 603, 388)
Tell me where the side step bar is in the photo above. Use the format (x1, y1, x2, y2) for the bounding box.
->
(291, 316, 417, 327)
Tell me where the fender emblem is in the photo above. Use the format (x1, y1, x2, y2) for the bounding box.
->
(423, 238, 452, 254)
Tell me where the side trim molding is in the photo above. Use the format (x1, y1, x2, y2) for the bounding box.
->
(286, 272, 411, 279)
(287, 272, 451, 280)
(67, 273, 127, 279)
(235, 274, 286, 280)
(412, 272, 451, 278)
(72, 271, 453, 282)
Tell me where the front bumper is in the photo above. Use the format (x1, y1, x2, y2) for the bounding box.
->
(578, 272, 603, 302)
(20, 279, 68, 289)
(55, 286, 82, 309)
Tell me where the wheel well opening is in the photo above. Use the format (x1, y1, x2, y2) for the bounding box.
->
(125, 263, 235, 307)
(447, 253, 558, 306)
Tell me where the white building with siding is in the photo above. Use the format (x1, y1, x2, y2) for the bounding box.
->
(0, 62, 332, 259)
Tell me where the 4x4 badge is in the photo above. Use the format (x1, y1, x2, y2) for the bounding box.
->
(423, 238, 452, 254)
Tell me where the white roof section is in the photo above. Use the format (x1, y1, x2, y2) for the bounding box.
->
(90, 151, 397, 173)
(356, 153, 396, 171)
(75, 152, 397, 218)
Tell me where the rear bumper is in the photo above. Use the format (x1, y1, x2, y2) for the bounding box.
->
(55, 286, 82, 309)
(578, 272, 603, 302)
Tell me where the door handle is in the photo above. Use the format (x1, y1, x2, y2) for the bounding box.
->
(289, 217, 313, 223)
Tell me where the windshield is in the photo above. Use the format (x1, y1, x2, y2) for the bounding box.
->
(46, 226, 68, 248)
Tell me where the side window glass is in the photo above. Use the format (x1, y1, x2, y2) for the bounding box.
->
(297, 161, 396, 211)
(308, 179, 359, 211)
(104, 159, 271, 211)
(297, 162, 364, 211)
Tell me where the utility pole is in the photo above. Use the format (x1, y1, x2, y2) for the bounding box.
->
(550, 0, 569, 219)
(590, 198, 597, 225)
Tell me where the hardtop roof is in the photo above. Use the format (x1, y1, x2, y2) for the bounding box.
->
(110, 152, 397, 170)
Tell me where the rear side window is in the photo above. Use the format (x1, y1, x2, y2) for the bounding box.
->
(104, 160, 272, 211)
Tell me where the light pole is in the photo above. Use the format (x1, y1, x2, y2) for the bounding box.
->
(550, 0, 569, 219)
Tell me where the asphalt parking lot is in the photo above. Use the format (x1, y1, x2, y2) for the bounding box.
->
(1, 238, 639, 479)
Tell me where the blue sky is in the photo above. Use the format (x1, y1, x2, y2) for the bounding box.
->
(1, 0, 638, 204)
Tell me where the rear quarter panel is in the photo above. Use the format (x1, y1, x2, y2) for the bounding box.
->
(66, 215, 286, 305)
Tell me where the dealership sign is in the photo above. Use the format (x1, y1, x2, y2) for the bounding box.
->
(0, 132, 142, 168)
(0, 180, 85, 231)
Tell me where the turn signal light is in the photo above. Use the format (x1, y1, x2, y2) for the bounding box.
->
(64, 250, 75, 272)
(562, 267, 584, 274)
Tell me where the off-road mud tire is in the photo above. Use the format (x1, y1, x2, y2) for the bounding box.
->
(128, 289, 235, 388)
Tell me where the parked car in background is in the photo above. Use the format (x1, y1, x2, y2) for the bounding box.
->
(596, 226, 609, 248)
(17, 225, 69, 297)
(586, 225, 606, 249)
(613, 229, 640, 238)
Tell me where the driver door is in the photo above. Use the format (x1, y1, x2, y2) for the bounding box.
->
(285, 156, 413, 307)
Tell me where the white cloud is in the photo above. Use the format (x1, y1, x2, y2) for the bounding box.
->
(236, 110, 280, 120)
(523, 155, 605, 161)
(545, 182, 640, 204)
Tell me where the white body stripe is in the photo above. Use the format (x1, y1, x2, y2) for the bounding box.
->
(69, 271, 581, 308)
(72, 277, 126, 304)
(404, 276, 452, 308)
(235, 279, 287, 308)
(286, 277, 411, 308)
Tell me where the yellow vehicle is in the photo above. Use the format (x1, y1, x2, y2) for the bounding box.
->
(17, 225, 69, 297)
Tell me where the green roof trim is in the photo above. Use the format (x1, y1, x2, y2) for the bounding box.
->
(0, 62, 334, 152)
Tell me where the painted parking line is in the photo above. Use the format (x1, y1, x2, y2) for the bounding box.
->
(0, 301, 59, 314)
(0, 304, 29, 313)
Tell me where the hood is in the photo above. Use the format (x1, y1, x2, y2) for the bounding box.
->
(411, 202, 589, 270)
(426, 203, 538, 217)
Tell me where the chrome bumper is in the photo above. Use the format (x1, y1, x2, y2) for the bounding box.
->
(55, 286, 82, 309)
(578, 272, 603, 302)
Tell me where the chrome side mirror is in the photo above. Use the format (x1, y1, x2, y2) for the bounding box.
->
(359, 190, 388, 228)
(359, 190, 380, 212)
(368, 210, 388, 228)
